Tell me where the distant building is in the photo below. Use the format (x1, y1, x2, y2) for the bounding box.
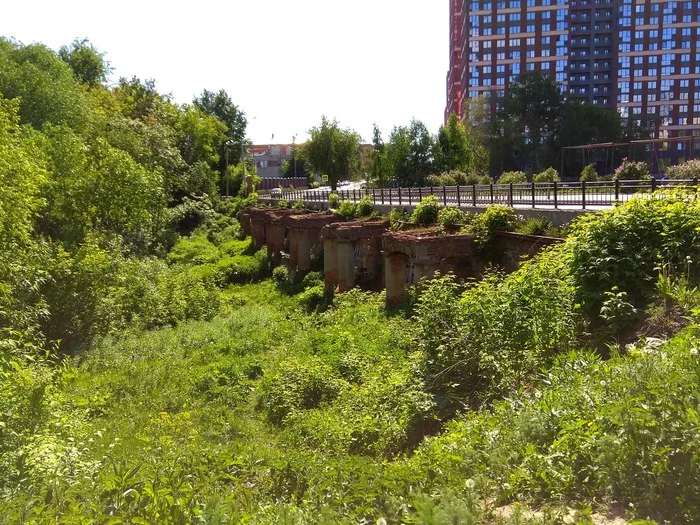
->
(446, 0, 700, 158)
(247, 144, 295, 179)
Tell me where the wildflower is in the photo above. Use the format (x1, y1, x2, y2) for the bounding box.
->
(376, 518, 387, 525)
(691, 347, 698, 356)
(466, 478, 476, 489)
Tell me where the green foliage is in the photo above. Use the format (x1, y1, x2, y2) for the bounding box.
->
(515, 216, 553, 236)
(411, 195, 440, 225)
(388, 207, 409, 230)
(0, 38, 92, 130)
(437, 207, 467, 228)
(58, 38, 110, 87)
(302, 116, 360, 190)
(568, 194, 700, 315)
(434, 114, 471, 173)
(328, 192, 340, 208)
(337, 200, 357, 219)
(499, 171, 528, 184)
(579, 163, 599, 182)
(414, 251, 578, 415)
(666, 159, 700, 180)
(293, 199, 306, 210)
(277, 198, 291, 209)
(613, 158, 651, 181)
(471, 205, 517, 246)
(532, 167, 560, 183)
(356, 196, 373, 217)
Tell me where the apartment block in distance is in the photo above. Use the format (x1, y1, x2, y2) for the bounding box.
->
(446, 0, 700, 157)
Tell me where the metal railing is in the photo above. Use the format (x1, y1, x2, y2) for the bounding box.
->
(258, 178, 699, 210)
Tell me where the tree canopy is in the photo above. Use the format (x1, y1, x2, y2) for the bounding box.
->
(302, 116, 360, 190)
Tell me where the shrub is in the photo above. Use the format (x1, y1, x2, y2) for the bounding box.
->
(498, 171, 528, 184)
(569, 194, 700, 315)
(337, 200, 357, 219)
(613, 158, 651, 180)
(277, 199, 291, 209)
(475, 204, 516, 233)
(296, 283, 327, 312)
(389, 207, 408, 230)
(666, 159, 700, 180)
(437, 207, 466, 228)
(259, 355, 344, 425)
(414, 249, 578, 415)
(357, 196, 373, 217)
(465, 173, 493, 185)
(329, 192, 340, 208)
(272, 265, 291, 286)
(515, 216, 552, 236)
(292, 199, 305, 210)
(411, 195, 440, 226)
(532, 167, 560, 183)
(579, 163, 599, 182)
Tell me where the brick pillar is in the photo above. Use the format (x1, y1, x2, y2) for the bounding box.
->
(288, 229, 300, 269)
(266, 223, 286, 263)
(337, 240, 356, 292)
(241, 212, 251, 236)
(250, 218, 266, 249)
(324, 237, 339, 288)
(385, 252, 408, 306)
(296, 229, 314, 271)
(413, 263, 434, 286)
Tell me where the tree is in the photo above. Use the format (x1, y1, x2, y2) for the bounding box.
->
(301, 116, 360, 191)
(0, 38, 91, 131)
(369, 124, 390, 187)
(434, 113, 470, 173)
(503, 71, 563, 171)
(385, 120, 435, 187)
(193, 89, 247, 179)
(58, 38, 110, 87)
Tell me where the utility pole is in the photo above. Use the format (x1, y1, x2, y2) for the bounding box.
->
(292, 134, 297, 178)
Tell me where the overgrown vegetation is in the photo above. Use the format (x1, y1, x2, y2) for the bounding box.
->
(4, 35, 700, 525)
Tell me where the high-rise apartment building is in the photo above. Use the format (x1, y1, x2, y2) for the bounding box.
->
(446, 0, 700, 151)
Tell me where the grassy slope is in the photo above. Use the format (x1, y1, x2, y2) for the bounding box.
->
(3, 276, 699, 524)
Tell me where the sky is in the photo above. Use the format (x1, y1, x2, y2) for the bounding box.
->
(1, 1, 448, 145)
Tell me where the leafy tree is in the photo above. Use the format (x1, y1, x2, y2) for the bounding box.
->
(369, 123, 390, 187)
(503, 71, 563, 171)
(114, 77, 169, 121)
(58, 38, 110, 87)
(0, 38, 91, 131)
(385, 120, 435, 187)
(434, 113, 470, 173)
(580, 163, 599, 182)
(176, 105, 228, 167)
(302, 116, 360, 191)
(193, 89, 247, 177)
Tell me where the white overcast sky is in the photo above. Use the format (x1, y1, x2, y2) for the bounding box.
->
(1, 1, 448, 145)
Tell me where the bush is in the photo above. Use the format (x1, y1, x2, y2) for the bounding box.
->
(666, 159, 700, 180)
(532, 167, 560, 183)
(569, 194, 700, 315)
(329, 192, 340, 208)
(292, 199, 305, 210)
(277, 199, 291, 209)
(337, 200, 357, 219)
(613, 158, 651, 180)
(465, 173, 493, 185)
(579, 163, 599, 182)
(356, 196, 373, 217)
(437, 207, 466, 228)
(515, 216, 552, 236)
(498, 171, 528, 184)
(411, 195, 440, 226)
(389, 207, 408, 230)
(414, 249, 578, 415)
